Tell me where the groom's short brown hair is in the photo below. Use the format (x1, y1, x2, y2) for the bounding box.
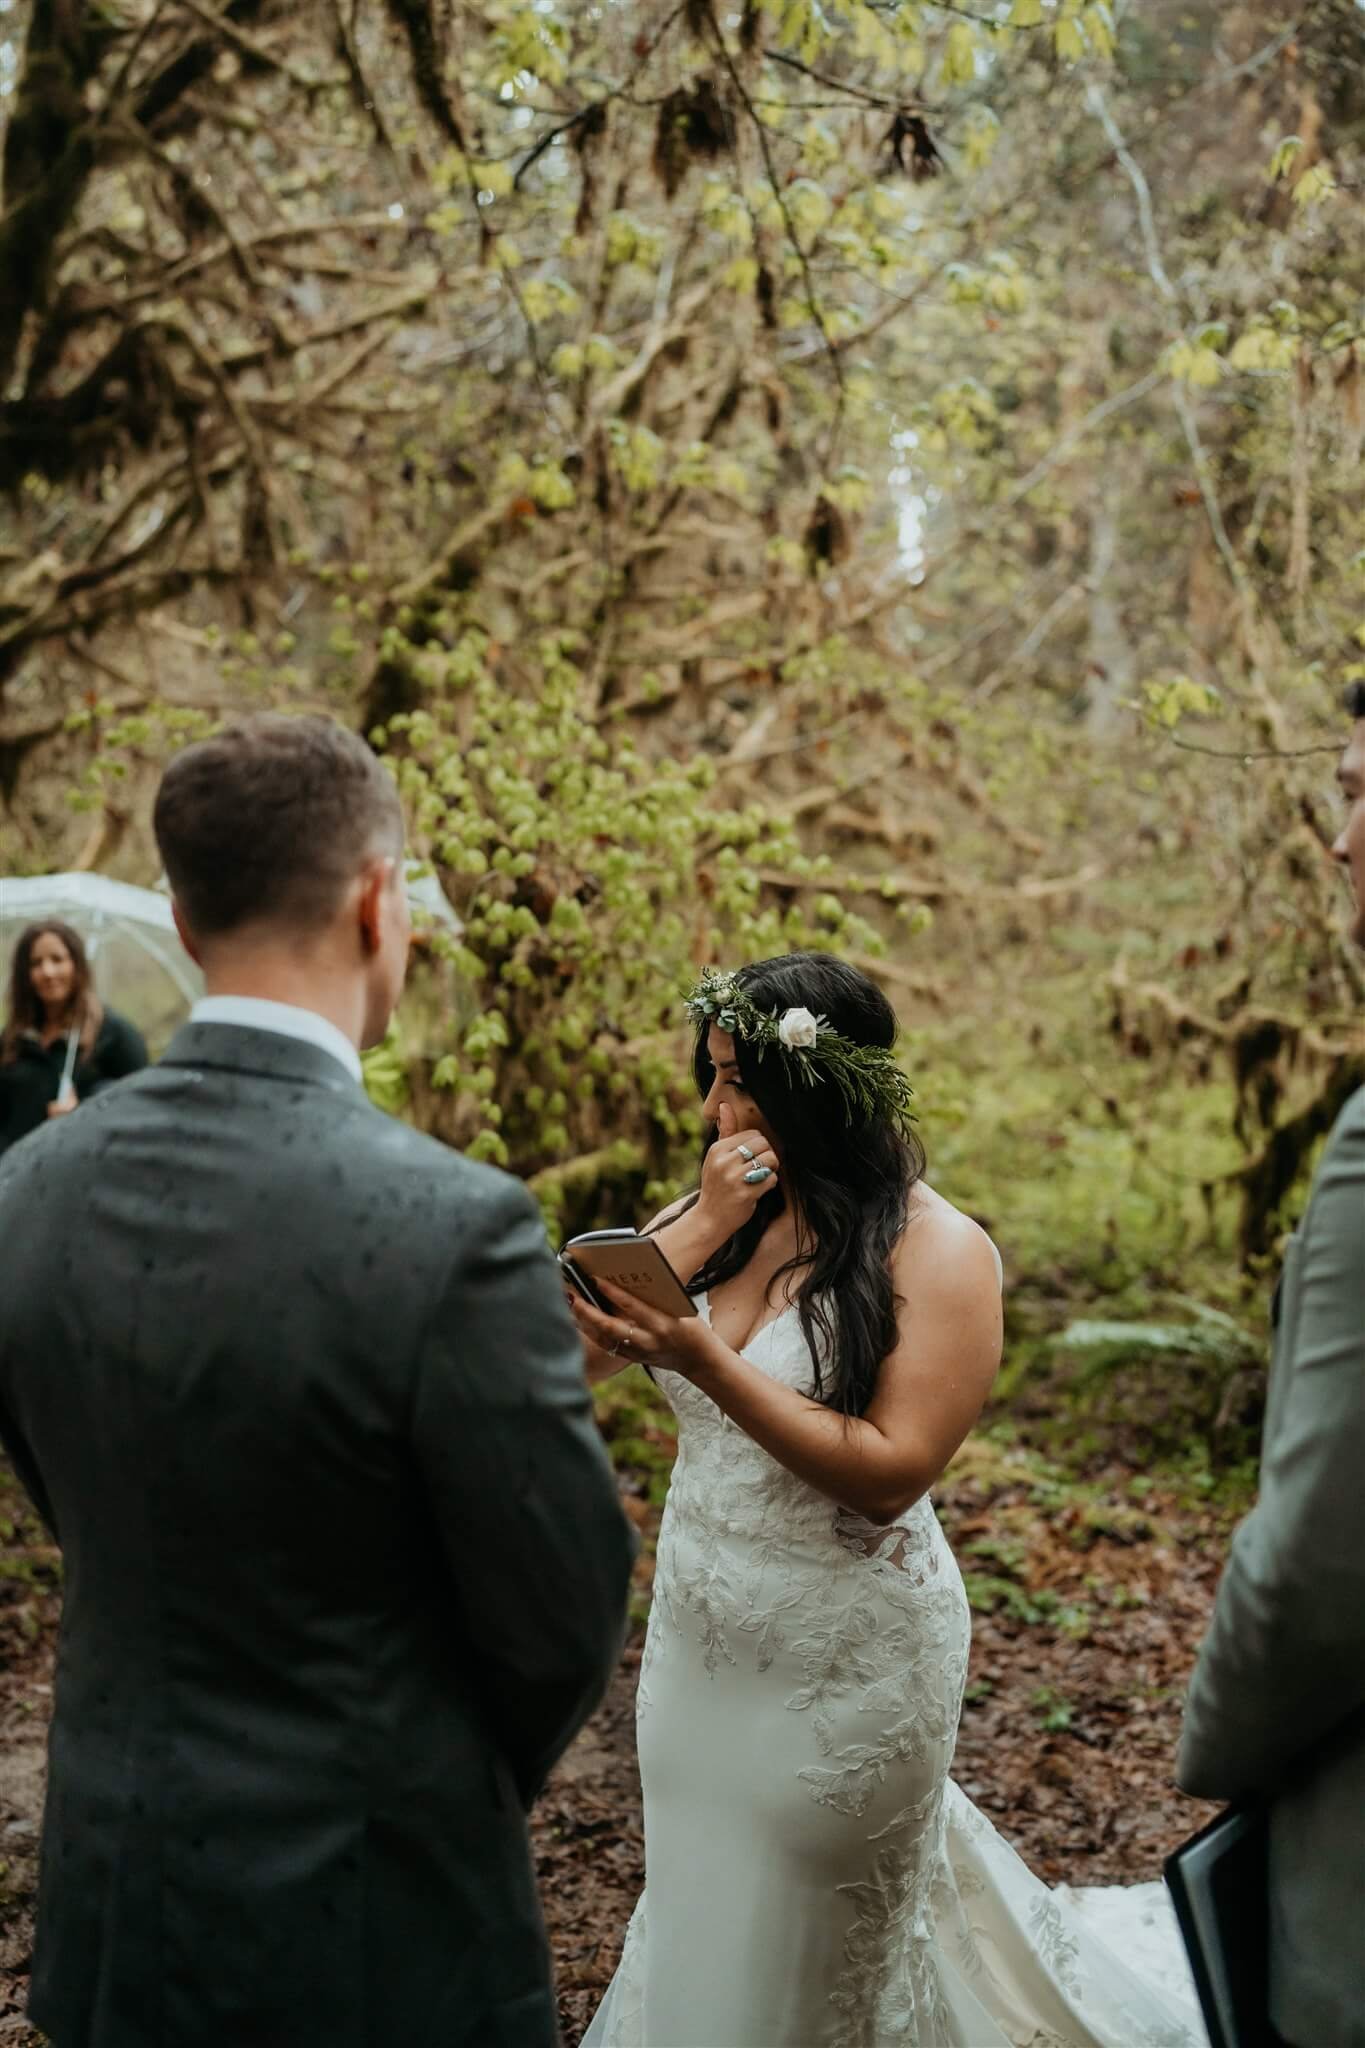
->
(154, 714, 403, 937)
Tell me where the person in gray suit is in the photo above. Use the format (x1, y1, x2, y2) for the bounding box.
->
(1177, 681, 1365, 2048)
(0, 714, 635, 2048)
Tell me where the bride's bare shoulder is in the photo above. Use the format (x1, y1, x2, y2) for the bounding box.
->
(896, 1183, 1000, 1292)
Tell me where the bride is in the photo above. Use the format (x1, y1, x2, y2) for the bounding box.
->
(569, 953, 1204, 2048)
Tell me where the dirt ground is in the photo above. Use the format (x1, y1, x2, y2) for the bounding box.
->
(0, 1442, 1226, 2047)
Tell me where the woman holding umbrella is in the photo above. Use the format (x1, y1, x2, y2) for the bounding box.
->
(0, 923, 147, 1156)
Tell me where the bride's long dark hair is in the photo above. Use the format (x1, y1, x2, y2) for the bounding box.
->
(681, 952, 924, 1419)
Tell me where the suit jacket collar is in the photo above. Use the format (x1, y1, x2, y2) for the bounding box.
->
(160, 1021, 363, 1094)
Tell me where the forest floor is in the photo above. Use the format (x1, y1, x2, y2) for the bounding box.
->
(0, 1428, 1235, 2047)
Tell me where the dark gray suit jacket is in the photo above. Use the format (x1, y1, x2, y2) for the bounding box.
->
(0, 1022, 635, 2048)
(1178, 1086, 1365, 2048)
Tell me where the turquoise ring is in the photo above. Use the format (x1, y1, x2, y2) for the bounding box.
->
(743, 1165, 773, 1185)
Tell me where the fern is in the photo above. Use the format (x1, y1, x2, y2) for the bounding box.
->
(1057, 1308, 1259, 1376)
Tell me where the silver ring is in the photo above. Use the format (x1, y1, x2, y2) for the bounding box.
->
(737, 1144, 756, 1162)
(743, 1165, 773, 1185)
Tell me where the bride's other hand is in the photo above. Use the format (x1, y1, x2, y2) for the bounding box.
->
(567, 1281, 724, 1380)
(564, 1286, 637, 1386)
(694, 1101, 780, 1237)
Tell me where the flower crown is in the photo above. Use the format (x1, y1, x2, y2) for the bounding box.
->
(684, 967, 917, 1137)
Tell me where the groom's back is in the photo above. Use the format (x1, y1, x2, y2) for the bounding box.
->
(6, 1030, 458, 1662)
(0, 1021, 622, 2047)
(6, 1031, 454, 1610)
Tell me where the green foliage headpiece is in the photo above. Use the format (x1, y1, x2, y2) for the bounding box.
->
(684, 966, 917, 1138)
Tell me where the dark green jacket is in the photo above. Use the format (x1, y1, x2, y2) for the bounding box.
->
(1178, 1086, 1365, 2048)
(0, 1007, 147, 1156)
(0, 1022, 634, 2048)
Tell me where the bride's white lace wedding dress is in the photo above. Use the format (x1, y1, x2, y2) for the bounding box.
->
(583, 1286, 1206, 2048)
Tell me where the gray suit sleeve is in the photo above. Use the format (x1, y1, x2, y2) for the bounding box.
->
(1177, 1094, 1365, 1800)
(412, 1175, 635, 1805)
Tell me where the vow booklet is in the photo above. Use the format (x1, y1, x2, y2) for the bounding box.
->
(1164, 1803, 1271, 2048)
(558, 1229, 698, 1320)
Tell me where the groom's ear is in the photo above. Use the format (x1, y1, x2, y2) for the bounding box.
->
(170, 900, 203, 968)
(354, 856, 393, 957)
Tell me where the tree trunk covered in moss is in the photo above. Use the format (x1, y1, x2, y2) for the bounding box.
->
(0, 0, 100, 392)
(0, 0, 274, 453)
(381, 0, 465, 149)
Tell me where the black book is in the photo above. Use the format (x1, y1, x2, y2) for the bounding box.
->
(1164, 1803, 1273, 2048)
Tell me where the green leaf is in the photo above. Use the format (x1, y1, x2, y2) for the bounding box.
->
(1228, 324, 1297, 373)
(1054, 16, 1086, 62)
(1163, 337, 1223, 387)
(1266, 135, 1304, 183)
(471, 160, 514, 200)
(527, 461, 576, 510)
(1292, 163, 1337, 210)
(787, 179, 832, 237)
(1082, 3, 1116, 59)
(942, 21, 978, 86)
(963, 108, 1001, 173)
(1141, 675, 1221, 729)
(701, 178, 753, 246)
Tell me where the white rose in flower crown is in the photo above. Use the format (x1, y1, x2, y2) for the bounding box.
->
(777, 1006, 822, 1050)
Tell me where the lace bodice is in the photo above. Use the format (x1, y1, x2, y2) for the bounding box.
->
(654, 1292, 945, 1585)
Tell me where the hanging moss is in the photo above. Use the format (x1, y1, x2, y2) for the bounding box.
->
(651, 78, 736, 200)
(1235, 1054, 1365, 1262)
(1109, 970, 1363, 1266)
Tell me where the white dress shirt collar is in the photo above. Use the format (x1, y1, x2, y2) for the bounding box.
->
(189, 996, 363, 1083)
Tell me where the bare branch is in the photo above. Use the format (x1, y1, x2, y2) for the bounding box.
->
(171, 0, 340, 93)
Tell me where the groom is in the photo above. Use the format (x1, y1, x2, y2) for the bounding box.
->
(1177, 682, 1365, 2048)
(0, 714, 634, 2047)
